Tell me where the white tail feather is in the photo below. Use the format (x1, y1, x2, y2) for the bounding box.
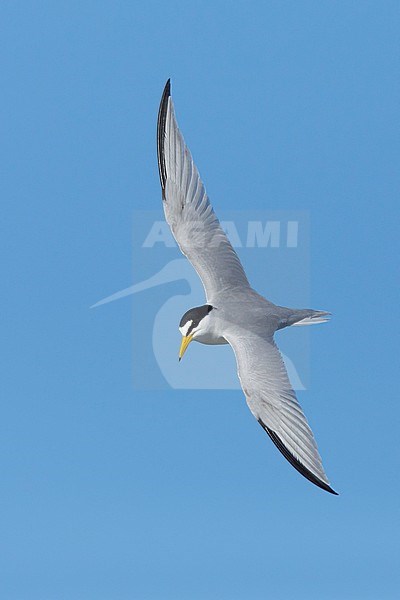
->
(292, 313, 331, 326)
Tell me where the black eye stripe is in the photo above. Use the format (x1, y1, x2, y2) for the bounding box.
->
(179, 304, 213, 329)
(187, 322, 196, 335)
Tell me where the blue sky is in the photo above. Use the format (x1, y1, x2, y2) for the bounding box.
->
(1, 1, 399, 598)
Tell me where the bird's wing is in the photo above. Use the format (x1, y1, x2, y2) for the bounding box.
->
(157, 80, 250, 302)
(225, 329, 337, 494)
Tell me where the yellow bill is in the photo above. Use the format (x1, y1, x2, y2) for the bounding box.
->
(179, 335, 193, 361)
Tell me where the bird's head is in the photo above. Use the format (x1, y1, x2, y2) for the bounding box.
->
(178, 304, 213, 360)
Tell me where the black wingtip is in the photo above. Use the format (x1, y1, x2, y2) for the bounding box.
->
(164, 78, 171, 97)
(157, 79, 171, 194)
(258, 419, 338, 495)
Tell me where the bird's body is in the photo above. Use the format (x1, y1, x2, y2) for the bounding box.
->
(157, 80, 337, 495)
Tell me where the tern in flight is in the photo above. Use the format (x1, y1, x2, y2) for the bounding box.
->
(157, 80, 337, 494)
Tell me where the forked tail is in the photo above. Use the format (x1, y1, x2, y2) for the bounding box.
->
(276, 308, 331, 329)
(290, 310, 331, 326)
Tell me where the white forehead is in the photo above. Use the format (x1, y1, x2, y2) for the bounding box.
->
(179, 319, 193, 337)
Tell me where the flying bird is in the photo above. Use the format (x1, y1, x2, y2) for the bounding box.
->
(157, 80, 337, 495)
